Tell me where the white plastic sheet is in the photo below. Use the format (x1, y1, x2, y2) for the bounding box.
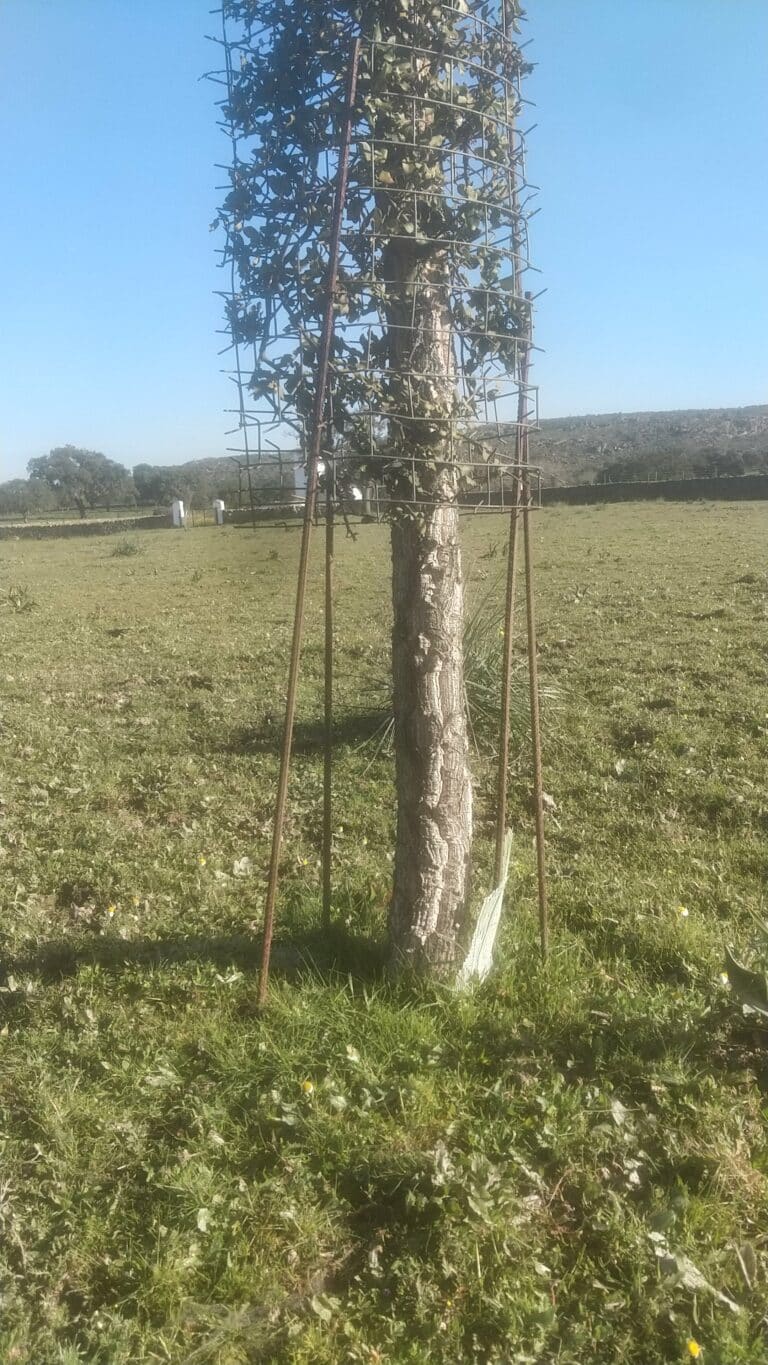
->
(457, 830, 513, 987)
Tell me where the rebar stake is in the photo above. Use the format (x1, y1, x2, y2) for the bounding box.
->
(257, 40, 362, 1007)
(494, 432, 523, 884)
(519, 323, 548, 957)
(322, 450, 336, 929)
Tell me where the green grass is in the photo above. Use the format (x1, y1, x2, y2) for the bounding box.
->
(0, 503, 767, 1363)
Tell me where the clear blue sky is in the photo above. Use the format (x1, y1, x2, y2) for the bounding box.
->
(1, 0, 766, 480)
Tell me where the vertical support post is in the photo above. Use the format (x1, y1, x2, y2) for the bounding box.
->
(258, 39, 361, 1007)
(493, 451, 523, 883)
(246, 451, 257, 530)
(220, 6, 258, 536)
(493, 9, 547, 950)
(322, 414, 335, 928)
(494, 7, 526, 885)
(519, 314, 548, 958)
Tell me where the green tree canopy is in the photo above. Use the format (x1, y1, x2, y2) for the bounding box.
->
(218, 0, 531, 500)
(28, 446, 134, 515)
(0, 477, 57, 517)
(133, 463, 178, 506)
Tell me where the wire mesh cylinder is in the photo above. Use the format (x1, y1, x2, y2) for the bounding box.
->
(214, 0, 540, 515)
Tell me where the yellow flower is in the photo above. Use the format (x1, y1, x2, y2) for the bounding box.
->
(719, 971, 729, 986)
(197, 855, 207, 867)
(107, 904, 117, 917)
(687, 1340, 702, 1360)
(676, 904, 689, 919)
(132, 895, 140, 907)
(301, 1080, 314, 1095)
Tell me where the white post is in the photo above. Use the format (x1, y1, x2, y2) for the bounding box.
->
(171, 498, 186, 528)
(294, 463, 307, 511)
(213, 499, 225, 526)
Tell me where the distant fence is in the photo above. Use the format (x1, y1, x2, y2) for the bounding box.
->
(2, 474, 766, 540)
(0, 513, 170, 541)
(224, 506, 302, 527)
(0, 503, 163, 525)
(542, 473, 768, 507)
(225, 474, 768, 524)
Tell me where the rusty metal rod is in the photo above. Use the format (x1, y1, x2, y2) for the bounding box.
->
(494, 0, 528, 886)
(258, 38, 361, 1006)
(322, 449, 336, 928)
(493, 452, 523, 883)
(519, 333, 548, 957)
(220, 4, 258, 535)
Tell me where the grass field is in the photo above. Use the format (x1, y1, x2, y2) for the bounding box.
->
(1, 502, 767, 1363)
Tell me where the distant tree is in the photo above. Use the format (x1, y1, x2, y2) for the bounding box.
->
(0, 477, 57, 518)
(134, 460, 244, 510)
(0, 479, 30, 517)
(182, 472, 213, 512)
(693, 447, 746, 478)
(594, 450, 698, 485)
(133, 463, 177, 506)
(28, 446, 134, 516)
(214, 471, 242, 503)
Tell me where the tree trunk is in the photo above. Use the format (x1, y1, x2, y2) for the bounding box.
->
(389, 497, 473, 972)
(385, 247, 473, 973)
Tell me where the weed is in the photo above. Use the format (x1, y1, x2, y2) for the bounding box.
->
(5, 581, 36, 612)
(463, 572, 559, 751)
(110, 537, 144, 558)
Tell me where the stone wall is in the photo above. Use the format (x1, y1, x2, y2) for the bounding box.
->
(0, 514, 170, 541)
(541, 473, 768, 507)
(224, 507, 302, 526)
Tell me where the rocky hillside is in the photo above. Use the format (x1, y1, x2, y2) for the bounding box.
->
(526, 404, 768, 486)
(137, 406, 768, 497)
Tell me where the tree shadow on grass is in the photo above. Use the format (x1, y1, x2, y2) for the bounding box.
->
(466, 989, 768, 1095)
(0, 921, 387, 990)
(220, 707, 390, 757)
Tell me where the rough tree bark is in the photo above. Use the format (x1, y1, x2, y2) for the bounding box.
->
(386, 246, 473, 973)
(389, 498, 473, 972)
